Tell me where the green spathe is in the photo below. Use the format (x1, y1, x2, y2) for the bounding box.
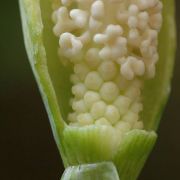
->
(19, 0, 176, 179)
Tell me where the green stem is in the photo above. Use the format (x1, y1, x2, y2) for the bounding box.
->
(61, 162, 120, 180)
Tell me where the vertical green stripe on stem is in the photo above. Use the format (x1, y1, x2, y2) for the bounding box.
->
(114, 130, 157, 180)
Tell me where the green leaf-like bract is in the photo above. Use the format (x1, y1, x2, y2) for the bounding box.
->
(19, 0, 176, 179)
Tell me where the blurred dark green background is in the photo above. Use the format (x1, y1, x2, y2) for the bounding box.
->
(0, 1, 179, 180)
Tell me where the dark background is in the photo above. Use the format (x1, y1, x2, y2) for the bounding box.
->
(0, 1, 179, 180)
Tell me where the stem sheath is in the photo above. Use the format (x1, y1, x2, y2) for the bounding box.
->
(61, 162, 120, 180)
